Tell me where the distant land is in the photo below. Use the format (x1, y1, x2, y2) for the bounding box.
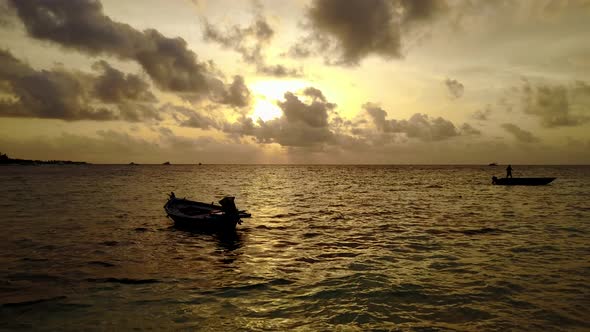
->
(0, 152, 88, 165)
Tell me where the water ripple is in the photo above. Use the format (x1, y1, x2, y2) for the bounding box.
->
(0, 165, 589, 331)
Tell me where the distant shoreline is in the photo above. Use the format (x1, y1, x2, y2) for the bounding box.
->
(0, 153, 89, 165)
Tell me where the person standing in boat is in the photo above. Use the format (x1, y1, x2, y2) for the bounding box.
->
(506, 164, 513, 178)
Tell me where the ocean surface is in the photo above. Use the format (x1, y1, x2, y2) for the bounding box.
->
(0, 165, 589, 331)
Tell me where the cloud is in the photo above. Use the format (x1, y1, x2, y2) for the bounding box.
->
(203, 16, 272, 64)
(472, 106, 492, 121)
(501, 123, 539, 143)
(202, 10, 302, 77)
(0, 49, 113, 121)
(297, 0, 448, 65)
(0, 0, 17, 28)
(255, 88, 337, 146)
(0, 49, 159, 122)
(0, 129, 266, 164)
(224, 95, 482, 150)
(445, 78, 464, 98)
(305, 0, 402, 65)
(400, 0, 448, 24)
(302, 87, 328, 102)
(165, 104, 219, 130)
(522, 79, 590, 127)
(285, 43, 312, 59)
(459, 123, 481, 135)
(256, 64, 302, 78)
(201, 0, 272, 48)
(279, 90, 335, 128)
(364, 103, 474, 141)
(250, 117, 335, 147)
(213, 75, 251, 108)
(222, 116, 256, 137)
(4, 127, 589, 164)
(223, 87, 344, 147)
(8, 0, 218, 95)
(92, 60, 156, 103)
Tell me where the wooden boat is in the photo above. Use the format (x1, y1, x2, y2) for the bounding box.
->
(492, 176, 555, 186)
(164, 192, 250, 230)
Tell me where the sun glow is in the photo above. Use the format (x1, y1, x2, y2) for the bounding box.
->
(249, 79, 311, 122)
(251, 99, 282, 122)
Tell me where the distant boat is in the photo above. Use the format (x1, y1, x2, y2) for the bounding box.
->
(129, 162, 138, 165)
(488, 162, 498, 166)
(492, 176, 555, 186)
(164, 193, 251, 231)
(162, 161, 171, 165)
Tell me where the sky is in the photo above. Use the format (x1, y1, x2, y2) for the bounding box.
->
(0, 0, 589, 164)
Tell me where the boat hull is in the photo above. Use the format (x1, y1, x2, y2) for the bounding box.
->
(164, 196, 247, 231)
(492, 177, 556, 186)
(167, 213, 240, 231)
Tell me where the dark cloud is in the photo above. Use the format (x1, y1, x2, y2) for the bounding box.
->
(0, 49, 159, 122)
(279, 91, 335, 128)
(501, 123, 539, 143)
(445, 78, 464, 98)
(306, 0, 401, 65)
(298, 0, 448, 65)
(8, 0, 216, 94)
(92, 60, 156, 103)
(255, 89, 337, 146)
(251, 117, 335, 147)
(214, 75, 251, 108)
(522, 80, 590, 127)
(400, 0, 448, 24)
(0, 49, 114, 121)
(364, 103, 467, 141)
(203, 13, 301, 77)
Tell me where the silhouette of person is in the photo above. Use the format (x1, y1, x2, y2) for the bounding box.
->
(506, 165, 513, 178)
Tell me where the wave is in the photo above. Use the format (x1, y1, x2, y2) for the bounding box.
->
(2, 296, 67, 307)
(86, 277, 160, 284)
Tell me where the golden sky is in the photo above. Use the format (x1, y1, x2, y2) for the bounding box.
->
(0, 0, 589, 164)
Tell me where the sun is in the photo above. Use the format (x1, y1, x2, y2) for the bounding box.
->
(251, 99, 282, 122)
(249, 79, 310, 122)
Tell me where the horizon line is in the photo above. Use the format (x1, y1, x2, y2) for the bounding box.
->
(57, 163, 590, 166)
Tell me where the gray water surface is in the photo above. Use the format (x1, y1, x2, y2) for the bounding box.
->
(1, 165, 589, 331)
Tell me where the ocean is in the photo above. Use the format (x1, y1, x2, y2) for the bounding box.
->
(1, 165, 589, 331)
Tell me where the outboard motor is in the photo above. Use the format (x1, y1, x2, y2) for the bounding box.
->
(219, 196, 238, 216)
